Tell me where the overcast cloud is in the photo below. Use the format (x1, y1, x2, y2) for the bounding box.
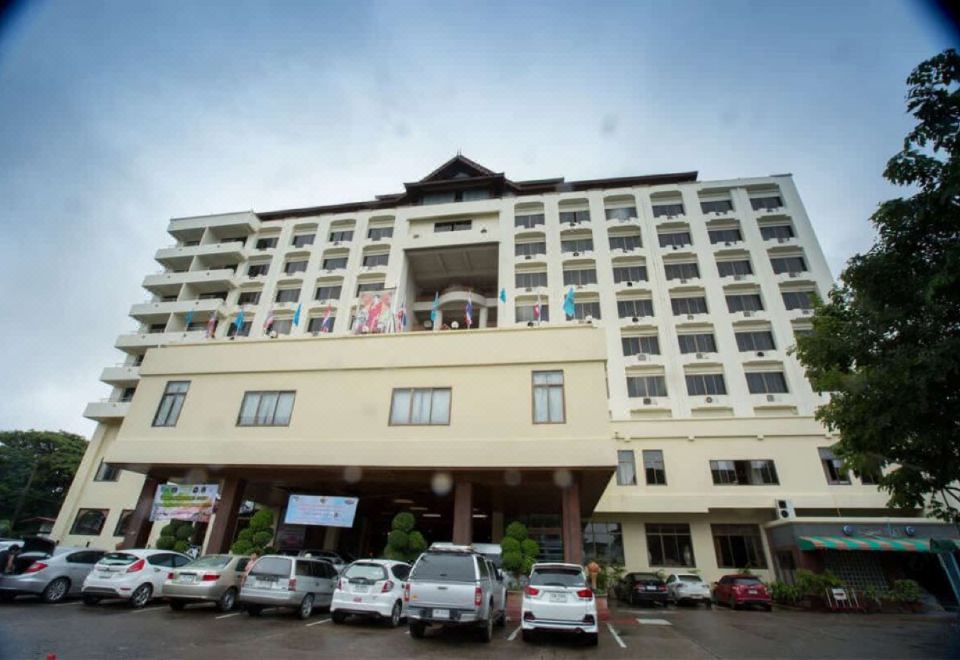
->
(0, 0, 951, 436)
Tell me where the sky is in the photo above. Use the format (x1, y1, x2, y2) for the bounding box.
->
(0, 0, 953, 437)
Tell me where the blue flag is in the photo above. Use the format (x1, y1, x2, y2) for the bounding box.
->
(563, 287, 576, 319)
(499, 288, 507, 303)
(430, 292, 439, 323)
(293, 303, 302, 327)
(234, 309, 245, 332)
(184, 309, 194, 328)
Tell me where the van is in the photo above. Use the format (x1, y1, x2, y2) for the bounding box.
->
(238, 555, 337, 619)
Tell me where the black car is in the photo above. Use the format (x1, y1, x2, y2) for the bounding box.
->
(615, 572, 668, 606)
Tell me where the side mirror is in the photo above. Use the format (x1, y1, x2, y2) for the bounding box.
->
(496, 569, 504, 582)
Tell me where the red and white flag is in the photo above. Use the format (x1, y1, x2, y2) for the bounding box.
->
(534, 294, 542, 323)
(320, 304, 333, 333)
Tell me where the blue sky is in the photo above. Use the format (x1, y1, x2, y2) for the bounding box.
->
(0, 1, 952, 435)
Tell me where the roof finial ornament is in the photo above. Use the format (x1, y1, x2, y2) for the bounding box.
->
(457, 148, 462, 156)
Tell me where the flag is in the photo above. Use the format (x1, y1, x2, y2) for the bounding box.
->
(366, 295, 384, 331)
(396, 301, 407, 331)
(430, 292, 440, 324)
(293, 304, 302, 327)
(320, 303, 333, 333)
(499, 288, 507, 303)
(206, 313, 217, 338)
(184, 309, 194, 329)
(563, 287, 576, 319)
(465, 295, 473, 328)
(534, 294, 542, 324)
(234, 309, 245, 334)
(264, 311, 275, 333)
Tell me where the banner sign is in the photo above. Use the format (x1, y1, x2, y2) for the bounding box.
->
(150, 483, 219, 523)
(351, 289, 397, 334)
(284, 494, 358, 528)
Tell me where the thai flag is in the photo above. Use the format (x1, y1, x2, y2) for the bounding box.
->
(534, 295, 542, 323)
(206, 313, 217, 338)
(320, 304, 333, 333)
(397, 302, 407, 331)
(465, 296, 473, 328)
(264, 311, 275, 333)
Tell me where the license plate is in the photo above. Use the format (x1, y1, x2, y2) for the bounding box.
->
(645, 586, 657, 591)
(432, 609, 450, 619)
(257, 578, 277, 588)
(353, 597, 363, 603)
(748, 590, 759, 595)
(181, 575, 196, 583)
(353, 585, 369, 593)
(549, 593, 567, 603)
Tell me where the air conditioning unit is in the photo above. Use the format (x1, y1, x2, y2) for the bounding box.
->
(631, 316, 639, 323)
(743, 310, 754, 317)
(686, 314, 694, 320)
(778, 237, 787, 244)
(680, 278, 688, 284)
(573, 252, 580, 257)
(756, 351, 765, 358)
(724, 241, 732, 247)
(413, 234, 420, 239)
(802, 309, 813, 315)
(696, 352, 706, 359)
(636, 353, 648, 361)
(576, 284, 584, 290)
(776, 499, 797, 520)
(667, 214, 676, 219)
(626, 281, 634, 287)
(714, 211, 722, 216)
(672, 245, 679, 250)
(643, 397, 653, 405)
(524, 255, 532, 260)
(333, 241, 341, 246)
(789, 271, 800, 278)
(766, 394, 777, 402)
(525, 287, 532, 292)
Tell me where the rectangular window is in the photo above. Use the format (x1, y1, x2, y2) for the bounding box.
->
(659, 231, 692, 248)
(275, 288, 300, 303)
(559, 210, 591, 224)
(516, 304, 549, 323)
(515, 241, 546, 257)
(271, 319, 293, 335)
(255, 237, 278, 250)
(284, 260, 308, 275)
(700, 199, 734, 214)
(617, 299, 654, 319)
(248, 263, 270, 277)
(532, 371, 565, 423)
(609, 234, 642, 251)
(237, 291, 261, 305)
(735, 331, 776, 351)
(726, 294, 764, 313)
(434, 220, 472, 232)
(647, 523, 695, 567)
(652, 203, 684, 217)
(307, 316, 335, 333)
(367, 227, 394, 240)
(198, 290, 228, 301)
(710, 460, 779, 485)
(70, 509, 108, 536)
(113, 509, 134, 537)
(152, 381, 189, 427)
(356, 282, 384, 295)
(322, 257, 348, 270)
(462, 189, 490, 201)
(227, 320, 252, 337)
(746, 371, 789, 394)
(582, 521, 625, 565)
(771, 256, 807, 274)
(627, 375, 668, 398)
(616, 450, 637, 486)
(94, 461, 120, 482)
(315, 285, 342, 301)
(329, 230, 354, 242)
(709, 228, 742, 244)
(422, 191, 456, 205)
(560, 238, 594, 253)
(643, 450, 667, 485)
(148, 323, 167, 333)
(819, 447, 850, 485)
(562, 269, 598, 286)
(664, 262, 700, 280)
(516, 272, 548, 288)
(761, 224, 795, 240)
(685, 373, 727, 396)
(237, 391, 296, 426)
(362, 253, 389, 267)
(613, 265, 648, 283)
(572, 301, 601, 320)
(782, 290, 816, 310)
(515, 213, 545, 229)
(606, 207, 638, 221)
(622, 335, 660, 356)
(292, 234, 315, 248)
(717, 260, 753, 277)
(678, 333, 717, 354)
(390, 388, 452, 425)
(712, 524, 768, 569)
(671, 296, 708, 315)
(751, 196, 783, 211)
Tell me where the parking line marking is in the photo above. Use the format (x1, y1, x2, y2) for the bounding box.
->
(305, 618, 331, 627)
(216, 612, 242, 619)
(636, 618, 671, 626)
(607, 623, 626, 648)
(130, 606, 166, 614)
(507, 626, 521, 641)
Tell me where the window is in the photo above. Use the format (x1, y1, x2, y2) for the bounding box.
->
(761, 224, 795, 240)
(255, 237, 278, 250)
(516, 304, 549, 323)
(665, 262, 700, 280)
(726, 294, 764, 313)
(652, 203, 684, 217)
(710, 460, 779, 485)
(434, 220, 472, 232)
(572, 301, 601, 320)
(153, 381, 189, 427)
(643, 450, 666, 485)
(368, 227, 394, 240)
(701, 199, 734, 214)
(659, 231, 692, 248)
(616, 450, 637, 485)
(782, 290, 816, 310)
(627, 375, 668, 398)
(67, 550, 105, 564)
(119, 387, 136, 402)
(284, 260, 308, 274)
(329, 230, 354, 242)
(562, 269, 597, 286)
(532, 371, 564, 423)
(516, 272, 548, 288)
(315, 285, 342, 301)
(609, 234, 642, 251)
(561, 238, 594, 253)
(622, 335, 660, 356)
(678, 333, 717, 354)
(237, 391, 296, 426)
(248, 263, 269, 277)
(613, 265, 648, 283)
(617, 299, 654, 318)
(94, 461, 120, 482)
(275, 288, 300, 303)
(70, 509, 107, 536)
(559, 210, 591, 224)
(148, 323, 167, 333)
(745, 371, 789, 394)
(709, 228, 742, 244)
(390, 388, 452, 425)
(647, 523, 695, 567)
(712, 524, 767, 568)
(363, 253, 389, 267)
(271, 319, 293, 335)
(856, 467, 882, 485)
(582, 521, 624, 564)
(356, 281, 384, 295)
(320, 257, 347, 271)
(113, 509, 134, 537)
(515, 241, 546, 257)
(292, 234, 315, 247)
(422, 191, 455, 205)
(237, 291, 261, 305)
(515, 213, 545, 229)
(751, 196, 783, 211)
(735, 331, 776, 351)
(198, 290, 228, 301)
(227, 320, 252, 337)
(671, 296, 708, 315)
(308, 316, 335, 333)
(819, 447, 850, 485)
(685, 373, 727, 396)
(771, 256, 807, 274)
(717, 260, 752, 277)
(606, 207, 638, 221)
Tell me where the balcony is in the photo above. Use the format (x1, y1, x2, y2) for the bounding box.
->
(167, 211, 259, 240)
(100, 365, 140, 387)
(143, 268, 237, 294)
(115, 330, 207, 352)
(155, 241, 247, 267)
(83, 399, 131, 421)
(130, 298, 222, 323)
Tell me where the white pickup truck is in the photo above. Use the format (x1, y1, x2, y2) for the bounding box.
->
(404, 544, 506, 643)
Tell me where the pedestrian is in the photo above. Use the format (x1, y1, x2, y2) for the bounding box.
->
(1, 545, 21, 574)
(585, 558, 601, 592)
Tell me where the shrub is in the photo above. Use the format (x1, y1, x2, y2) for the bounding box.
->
(155, 535, 176, 550)
(383, 512, 426, 562)
(175, 525, 194, 541)
(157, 520, 194, 553)
(174, 540, 189, 553)
(890, 579, 921, 603)
(229, 509, 275, 556)
(500, 537, 520, 554)
(770, 581, 803, 604)
(794, 569, 845, 596)
(500, 521, 538, 579)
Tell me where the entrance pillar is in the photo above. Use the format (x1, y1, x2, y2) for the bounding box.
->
(120, 476, 160, 550)
(479, 306, 489, 329)
(491, 510, 504, 542)
(323, 526, 340, 551)
(452, 481, 473, 545)
(561, 480, 583, 565)
(205, 477, 246, 553)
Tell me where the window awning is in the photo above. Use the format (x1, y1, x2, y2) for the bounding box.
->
(931, 538, 960, 553)
(797, 536, 932, 552)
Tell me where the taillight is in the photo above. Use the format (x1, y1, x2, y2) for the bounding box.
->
(167, 572, 175, 580)
(524, 586, 540, 597)
(403, 583, 411, 602)
(23, 562, 47, 574)
(658, 584, 667, 592)
(126, 559, 145, 573)
(474, 586, 482, 607)
(336, 578, 342, 590)
(201, 573, 219, 582)
(576, 588, 594, 600)
(288, 578, 297, 591)
(381, 580, 394, 593)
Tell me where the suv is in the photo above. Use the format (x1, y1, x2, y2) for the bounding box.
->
(405, 544, 506, 643)
(239, 555, 337, 619)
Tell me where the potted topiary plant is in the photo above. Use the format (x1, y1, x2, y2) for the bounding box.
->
(500, 522, 540, 611)
(230, 509, 276, 556)
(155, 520, 195, 553)
(382, 512, 427, 562)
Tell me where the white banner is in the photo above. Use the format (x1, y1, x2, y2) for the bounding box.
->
(150, 483, 219, 523)
(283, 494, 358, 528)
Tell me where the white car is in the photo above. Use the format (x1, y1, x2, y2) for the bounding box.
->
(331, 559, 411, 627)
(521, 563, 598, 646)
(82, 549, 192, 608)
(665, 572, 712, 606)
(298, 549, 348, 574)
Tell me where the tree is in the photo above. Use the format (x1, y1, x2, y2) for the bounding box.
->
(383, 512, 427, 561)
(155, 520, 196, 553)
(795, 49, 960, 523)
(500, 521, 539, 579)
(0, 430, 87, 528)
(230, 509, 276, 555)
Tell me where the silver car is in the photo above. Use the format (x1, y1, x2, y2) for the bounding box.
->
(164, 554, 251, 612)
(0, 538, 105, 603)
(239, 555, 338, 619)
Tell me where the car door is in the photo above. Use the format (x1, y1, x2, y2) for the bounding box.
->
(65, 551, 104, 594)
(487, 560, 505, 614)
(714, 576, 729, 602)
(319, 561, 337, 606)
(147, 553, 175, 593)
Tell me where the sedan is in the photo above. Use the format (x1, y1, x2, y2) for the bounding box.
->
(665, 573, 712, 606)
(521, 563, 598, 646)
(298, 550, 350, 574)
(712, 574, 772, 611)
(331, 559, 411, 627)
(0, 538, 104, 603)
(164, 554, 251, 612)
(615, 572, 668, 606)
(82, 549, 192, 608)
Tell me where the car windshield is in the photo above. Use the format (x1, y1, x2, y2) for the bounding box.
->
(249, 557, 291, 577)
(679, 575, 703, 583)
(185, 555, 233, 570)
(530, 568, 585, 588)
(100, 553, 138, 565)
(344, 562, 387, 582)
(410, 553, 475, 582)
(734, 577, 763, 586)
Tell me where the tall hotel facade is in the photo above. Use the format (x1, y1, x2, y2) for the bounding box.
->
(52, 156, 958, 593)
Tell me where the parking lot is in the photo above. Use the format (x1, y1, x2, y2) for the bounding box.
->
(1, 598, 957, 659)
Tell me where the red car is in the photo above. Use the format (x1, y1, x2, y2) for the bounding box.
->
(711, 574, 772, 611)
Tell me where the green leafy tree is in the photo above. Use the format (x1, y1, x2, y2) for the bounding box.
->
(383, 512, 427, 561)
(0, 430, 86, 529)
(230, 509, 276, 555)
(795, 49, 960, 524)
(500, 521, 539, 578)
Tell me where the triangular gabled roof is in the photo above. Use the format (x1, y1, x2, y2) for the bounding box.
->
(419, 154, 499, 182)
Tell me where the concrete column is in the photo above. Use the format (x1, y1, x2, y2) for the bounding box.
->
(491, 510, 504, 543)
(479, 305, 489, 329)
(452, 481, 473, 545)
(205, 477, 246, 553)
(120, 476, 160, 550)
(323, 526, 340, 550)
(561, 481, 583, 565)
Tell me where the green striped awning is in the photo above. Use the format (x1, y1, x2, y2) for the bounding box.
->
(931, 538, 960, 553)
(797, 536, 932, 552)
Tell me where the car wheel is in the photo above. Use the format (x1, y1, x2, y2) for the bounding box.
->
(216, 588, 237, 612)
(388, 600, 402, 627)
(246, 604, 263, 617)
(129, 584, 153, 609)
(479, 612, 493, 643)
(332, 610, 347, 624)
(495, 607, 506, 627)
(82, 594, 101, 606)
(728, 596, 737, 610)
(585, 632, 599, 647)
(409, 622, 426, 639)
(521, 629, 534, 643)
(169, 600, 187, 611)
(0, 593, 16, 603)
(41, 577, 70, 604)
(298, 594, 314, 620)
